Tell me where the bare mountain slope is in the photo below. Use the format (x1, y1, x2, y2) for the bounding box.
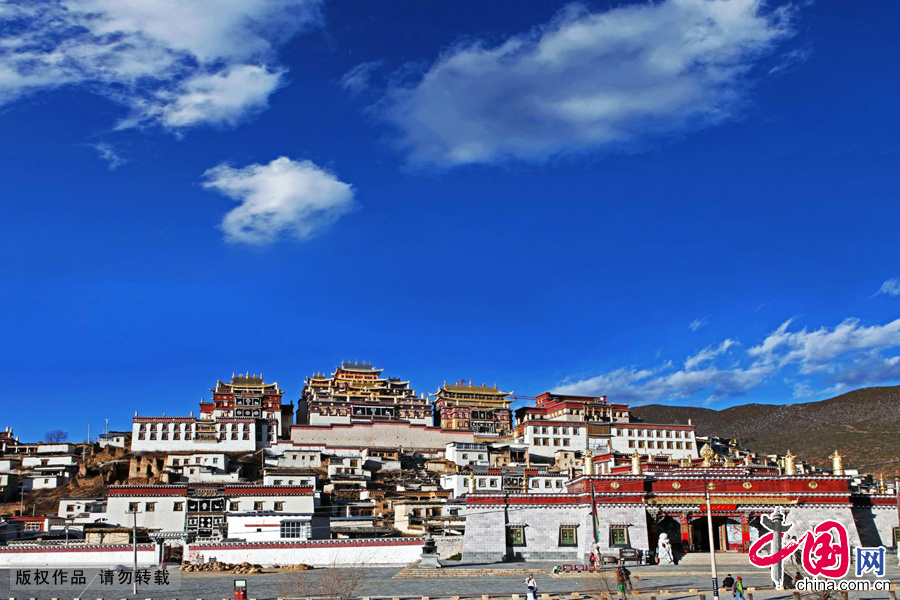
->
(630, 385, 900, 474)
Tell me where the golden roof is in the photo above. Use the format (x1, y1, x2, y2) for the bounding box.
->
(440, 383, 510, 395)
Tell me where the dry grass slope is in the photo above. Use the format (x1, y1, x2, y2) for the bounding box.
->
(630, 385, 900, 475)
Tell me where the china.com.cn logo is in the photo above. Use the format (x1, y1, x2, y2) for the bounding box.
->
(748, 508, 886, 590)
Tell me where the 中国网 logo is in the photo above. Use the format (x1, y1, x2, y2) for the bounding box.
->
(748, 508, 888, 591)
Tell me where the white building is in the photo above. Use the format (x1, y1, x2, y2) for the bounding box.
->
(326, 456, 368, 479)
(263, 470, 316, 488)
(0, 473, 18, 502)
(98, 432, 130, 449)
(165, 453, 242, 483)
(609, 423, 698, 460)
(445, 442, 489, 468)
(36, 443, 79, 454)
(22, 454, 77, 469)
(274, 450, 322, 469)
(439, 470, 569, 498)
(105, 484, 316, 541)
(517, 422, 589, 458)
(58, 498, 108, 523)
(0, 458, 22, 472)
(225, 512, 329, 542)
(131, 416, 274, 453)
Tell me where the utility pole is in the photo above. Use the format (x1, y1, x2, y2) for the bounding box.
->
(130, 508, 140, 596)
(705, 485, 719, 600)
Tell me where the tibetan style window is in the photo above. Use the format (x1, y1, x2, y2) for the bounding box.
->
(609, 526, 629, 547)
(559, 525, 578, 547)
(229, 502, 239, 511)
(128, 502, 138, 512)
(173, 502, 184, 511)
(507, 525, 526, 546)
(254, 501, 264, 511)
(280, 521, 310, 539)
(145, 502, 156, 512)
(274, 502, 284, 511)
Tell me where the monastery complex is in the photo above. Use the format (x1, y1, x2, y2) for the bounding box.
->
(0, 361, 897, 568)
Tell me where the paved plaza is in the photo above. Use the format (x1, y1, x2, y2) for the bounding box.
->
(1, 554, 897, 600)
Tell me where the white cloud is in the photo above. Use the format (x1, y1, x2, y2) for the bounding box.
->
(91, 142, 127, 170)
(748, 317, 900, 374)
(136, 65, 285, 130)
(689, 317, 709, 331)
(555, 316, 900, 405)
(381, 0, 794, 166)
(684, 339, 736, 370)
(554, 361, 771, 405)
(340, 61, 383, 96)
(876, 278, 900, 297)
(202, 157, 355, 245)
(0, 0, 321, 130)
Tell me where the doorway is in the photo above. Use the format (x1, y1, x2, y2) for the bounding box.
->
(691, 516, 743, 551)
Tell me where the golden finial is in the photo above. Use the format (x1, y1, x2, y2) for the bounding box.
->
(829, 450, 843, 475)
(784, 450, 796, 476)
(700, 443, 715, 467)
(631, 451, 643, 475)
(583, 449, 594, 475)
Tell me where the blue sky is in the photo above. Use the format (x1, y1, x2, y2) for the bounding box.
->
(1, 0, 898, 442)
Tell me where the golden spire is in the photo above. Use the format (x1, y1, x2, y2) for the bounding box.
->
(583, 449, 594, 476)
(829, 450, 843, 475)
(784, 450, 796, 476)
(700, 443, 715, 467)
(631, 451, 643, 475)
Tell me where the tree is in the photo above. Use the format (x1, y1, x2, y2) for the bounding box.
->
(276, 562, 366, 600)
(45, 430, 68, 443)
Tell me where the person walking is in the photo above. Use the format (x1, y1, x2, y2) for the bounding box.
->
(621, 565, 634, 591)
(732, 576, 746, 600)
(722, 574, 735, 591)
(524, 574, 538, 600)
(616, 566, 628, 598)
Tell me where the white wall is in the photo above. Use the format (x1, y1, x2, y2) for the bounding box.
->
(291, 422, 473, 449)
(131, 419, 271, 453)
(37, 443, 78, 454)
(0, 544, 157, 567)
(227, 514, 317, 542)
(263, 473, 316, 487)
(445, 443, 489, 467)
(98, 434, 128, 448)
(24, 475, 64, 490)
(518, 423, 588, 458)
(105, 496, 187, 532)
(277, 451, 322, 468)
(23, 454, 77, 468)
(609, 424, 698, 459)
(184, 539, 423, 566)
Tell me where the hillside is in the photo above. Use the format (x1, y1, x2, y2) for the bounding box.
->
(630, 385, 900, 475)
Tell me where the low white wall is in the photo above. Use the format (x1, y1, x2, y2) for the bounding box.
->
(185, 539, 424, 566)
(0, 544, 158, 567)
